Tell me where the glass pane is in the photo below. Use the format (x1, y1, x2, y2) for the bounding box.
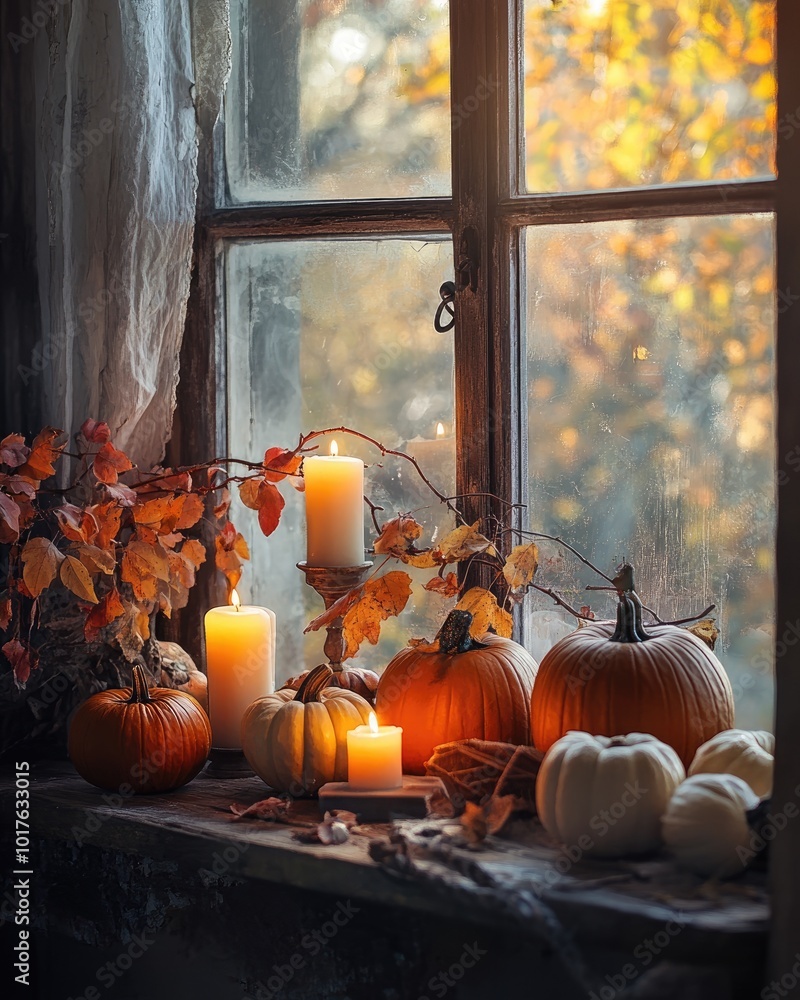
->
(523, 0, 776, 193)
(226, 0, 451, 203)
(226, 238, 455, 685)
(525, 214, 776, 730)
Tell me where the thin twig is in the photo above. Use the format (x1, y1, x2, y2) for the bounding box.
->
(530, 583, 596, 621)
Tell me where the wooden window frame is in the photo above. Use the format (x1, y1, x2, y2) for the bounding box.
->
(172, 0, 798, 977)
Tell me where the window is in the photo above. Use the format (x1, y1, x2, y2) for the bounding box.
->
(193, 0, 777, 726)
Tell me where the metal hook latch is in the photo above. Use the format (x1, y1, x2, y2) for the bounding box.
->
(434, 281, 456, 333)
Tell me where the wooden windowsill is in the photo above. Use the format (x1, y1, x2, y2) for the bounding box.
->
(0, 762, 769, 966)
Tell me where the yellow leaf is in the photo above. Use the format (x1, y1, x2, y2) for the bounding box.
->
(423, 572, 460, 598)
(59, 555, 99, 604)
(342, 571, 412, 659)
(503, 543, 539, 591)
(436, 521, 495, 563)
(76, 544, 117, 575)
(21, 537, 64, 598)
(455, 587, 513, 639)
(122, 540, 170, 602)
(373, 515, 423, 556)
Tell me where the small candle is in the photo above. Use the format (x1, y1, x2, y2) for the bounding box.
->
(204, 590, 276, 749)
(304, 440, 365, 567)
(346, 712, 403, 790)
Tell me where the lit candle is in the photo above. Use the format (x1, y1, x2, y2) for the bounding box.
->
(203, 590, 276, 749)
(304, 440, 365, 567)
(346, 712, 403, 790)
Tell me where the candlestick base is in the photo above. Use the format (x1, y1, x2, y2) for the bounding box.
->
(297, 561, 373, 667)
(204, 748, 255, 779)
(318, 775, 448, 822)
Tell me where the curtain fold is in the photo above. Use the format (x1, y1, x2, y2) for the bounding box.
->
(33, 0, 230, 469)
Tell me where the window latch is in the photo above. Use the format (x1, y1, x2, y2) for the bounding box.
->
(434, 281, 456, 333)
(456, 226, 480, 293)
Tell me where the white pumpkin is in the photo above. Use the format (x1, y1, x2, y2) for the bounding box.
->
(661, 772, 760, 878)
(688, 729, 774, 797)
(536, 731, 685, 858)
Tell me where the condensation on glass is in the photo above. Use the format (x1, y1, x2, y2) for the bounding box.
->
(524, 214, 776, 730)
(226, 238, 455, 683)
(523, 0, 776, 193)
(226, 0, 451, 203)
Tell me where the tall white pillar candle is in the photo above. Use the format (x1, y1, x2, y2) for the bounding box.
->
(304, 441, 365, 567)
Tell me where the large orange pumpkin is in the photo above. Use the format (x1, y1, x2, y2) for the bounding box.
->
(530, 592, 734, 768)
(68, 665, 212, 793)
(375, 610, 538, 774)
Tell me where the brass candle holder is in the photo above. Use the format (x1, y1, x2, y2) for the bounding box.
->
(296, 561, 373, 669)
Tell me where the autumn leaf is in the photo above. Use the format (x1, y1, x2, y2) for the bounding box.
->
(133, 495, 177, 531)
(87, 501, 123, 548)
(342, 571, 412, 659)
(0, 474, 36, 499)
(113, 603, 148, 662)
(84, 588, 125, 641)
(18, 427, 65, 482)
(0, 433, 30, 468)
(180, 538, 207, 570)
(174, 493, 204, 530)
(0, 597, 11, 631)
(215, 523, 250, 592)
(213, 488, 231, 519)
(122, 540, 170, 602)
(403, 549, 441, 569)
(257, 482, 285, 537)
(436, 521, 496, 563)
(304, 585, 364, 634)
(59, 555, 99, 604)
(502, 543, 539, 591)
(0, 492, 21, 544)
(423, 572, 460, 599)
(685, 618, 719, 651)
(21, 537, 64, 597)
(80, 418, 111, 444)
(2, 638, 38, 690)
(55, 503, 98, 543)
(373, 515, 423, 555)
(263, 447, 302, 483)
(76, 544, 117, 576)
(239, 478, 265, 510)
(93, 441, 133, 484)
(103, 482, 137, 506)
(455, 587, 513, 639)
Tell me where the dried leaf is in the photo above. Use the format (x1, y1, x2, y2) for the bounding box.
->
(93, 441, 133, 484)
(0, 433, 30, 468)
(263, 447, 302, 483)
(373, 515, 424, 557)
(84, 588, 126, 641)
(0, 597, 11, 631)
(122, 540, 169, 602)
(342, 571, 412, 659)
(213, 487, 231, 519)
(257, 482, 285, 537)
(174, 493, 204, 530)
(18, 427, 65, 482)
(502, 543, 539, 591)
(75, 544, 117, 576)
(455, 587, 513, 639)
(80, 418, 111, 444)
(685, 618, 719, 650)
(87, 502, 124, 548)
(460, 801, 489, 846)
(403, 549, 441, 569)
(304, 585, 363, 633)
(579, 605, 595, 620)
(133, 495, 177, 531)
(55, 503, 98, 543)
(408, 637, 440, 652)
(239, 478, 265, 510)
(103, 482, 137, 506)
(214, 524, 250, 593)
(230, 798, 291, 822)
(21, 537, 64, 597)
(0, 474, 36, 499)
(180, 538, 207, 570)
(0, 492, 21, 543)
(294, 810, 357, 845)
(423, 572, 460, 598)
(60, 555, 99, 604)
(436, 521, 495, 563)
(2, 638, 38, 690)
(113, 603, 147, 662)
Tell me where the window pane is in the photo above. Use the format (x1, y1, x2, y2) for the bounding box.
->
(226, 238, 455, 684)
(226, 0, 451, 203)
(524, 214, 776, 730)
(523, 0, 776, 193)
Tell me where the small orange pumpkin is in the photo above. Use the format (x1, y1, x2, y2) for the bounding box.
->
(283, 662, 379, 704)
(531, 590, 734, 768)
(375, 610, 538, 774)
(68, 665, 212, 793)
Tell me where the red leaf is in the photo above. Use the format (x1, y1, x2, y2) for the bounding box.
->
(55, 503, 98, 543)
(2, 638, 38, 690)
(80, 418, 111, 444)
(0, 474, 36, 499)
(257, 483, 285, 537)
(0, 493, 21, 544)
(0, 434, 30, 468)
(263, 447, 302, 483)
(93, 442, 133, 484)
(18, 427, 65, 482)
(213, 488, 231, 519)
(84, 589, 126, 642)
(0, 597, 12, 631)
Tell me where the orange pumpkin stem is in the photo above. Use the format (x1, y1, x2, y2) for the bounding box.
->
(127, 665, 153, 704)
(294, 663, 334, 703)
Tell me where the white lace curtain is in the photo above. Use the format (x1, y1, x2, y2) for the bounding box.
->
(33, 0, 230, 469)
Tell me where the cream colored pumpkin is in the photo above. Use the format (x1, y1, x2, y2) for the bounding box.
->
(536, 731, 685, 858)
(241, 665, 372, 796)
(688, 729, 774, 797)
(661, 772, 760, 878)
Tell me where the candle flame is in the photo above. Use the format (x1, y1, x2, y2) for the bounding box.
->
(436, 421, 445, 439)
(231, 588, 241, 611)
(368, 711, 379, 734)
(330, 439, 339, 457)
